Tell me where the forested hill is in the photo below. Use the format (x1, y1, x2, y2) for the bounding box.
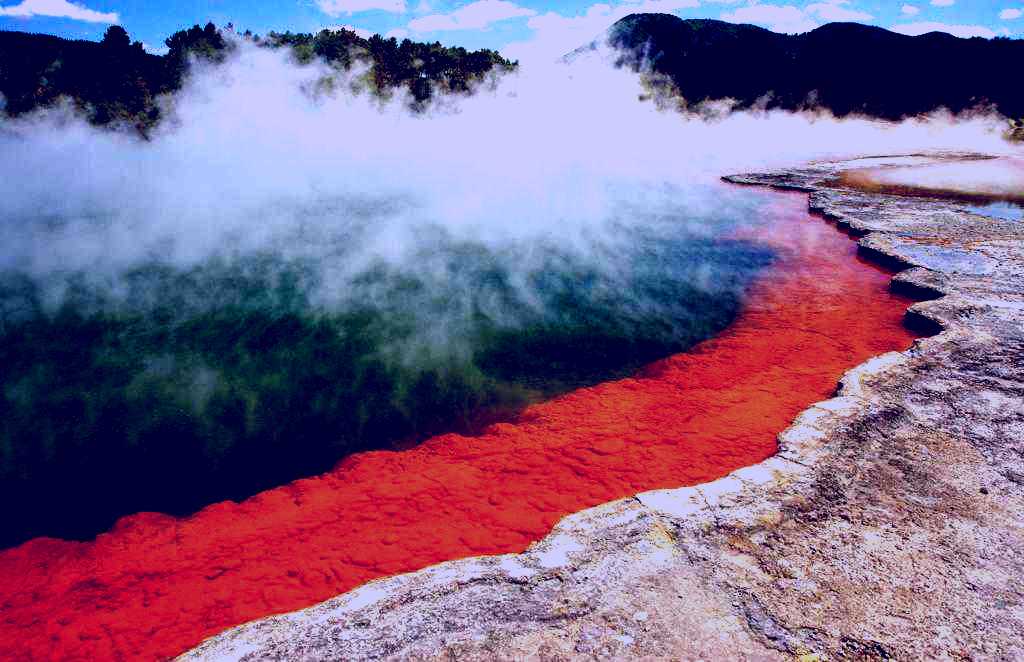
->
(0, 23, 515, 132)
(6, 16, 1024, 133)
(607, 14, 1024, 121)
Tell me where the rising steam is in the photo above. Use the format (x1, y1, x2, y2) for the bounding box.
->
(0, 38, 1014, 291)
(0, 33, 1019, 544)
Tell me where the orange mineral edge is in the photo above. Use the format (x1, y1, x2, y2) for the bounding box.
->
(0, 189, 920, 661)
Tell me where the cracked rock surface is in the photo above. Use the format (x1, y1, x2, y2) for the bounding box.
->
(181, 155, 1024, 661)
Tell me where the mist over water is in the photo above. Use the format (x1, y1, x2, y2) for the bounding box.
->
(0, 38, 1016, 545)
(0, 41, 1011, 290)
(840, 156, 1024, 205)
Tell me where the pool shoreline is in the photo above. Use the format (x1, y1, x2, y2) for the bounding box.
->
(180, 152, 1024, 661)
(0, 179, 918, 660)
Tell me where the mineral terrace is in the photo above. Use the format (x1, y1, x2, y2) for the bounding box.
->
(181, 155, 1024, 661)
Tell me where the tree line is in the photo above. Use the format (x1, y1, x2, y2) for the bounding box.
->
(609, 14, 1024, 128)
(0, 22, 517, 133)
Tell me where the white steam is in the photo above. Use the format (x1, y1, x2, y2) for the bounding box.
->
(850, 157, 1024, 200)
(0, 38, 1017, 327)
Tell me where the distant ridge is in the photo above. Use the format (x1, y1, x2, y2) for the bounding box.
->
(603, 14, 1024, 120)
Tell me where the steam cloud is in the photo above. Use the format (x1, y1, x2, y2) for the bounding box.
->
(0, 35, 1020, 544)
(843, 156, 1024, 203)
(0, 39, 1014, 304)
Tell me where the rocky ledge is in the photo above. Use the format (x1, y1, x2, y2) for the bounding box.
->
(181, 155, 1024, 661)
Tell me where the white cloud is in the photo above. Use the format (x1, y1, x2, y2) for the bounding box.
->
(504, 3, 620, 62)
(1000, 8, 1022, 20)
(805, 0, 872, 22)
(891, 21, 997, 38)
(323, 23, 376, 38)
(931, 0, 954, 6)
(501, 0, 697, 64)
(0, 0, 118, 23)
(316, 0, 406, 16)
(142, 41, 169, 55)
(901, 4, 920, 15)
(722, 0, 874, 33)
(385, 27, 409, 39)
(721, 4, 819, 33)
(408, 0, 536, 32)
(623, 0, 701, 11)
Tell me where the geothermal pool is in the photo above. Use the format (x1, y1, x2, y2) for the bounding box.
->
(0, 188, 919, 661)
(838, 155, 1024, 205)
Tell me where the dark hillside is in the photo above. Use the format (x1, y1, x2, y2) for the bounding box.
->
(0, 23, 516, 131)
(0, 28, 168, 128)
(609, 14, 1024, 119)
(264, 29, 513, 103)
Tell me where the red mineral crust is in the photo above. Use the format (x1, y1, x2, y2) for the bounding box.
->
(0, 191, 919, 661)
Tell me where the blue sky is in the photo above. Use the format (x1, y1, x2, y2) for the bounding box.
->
(1, 0, 1020, 60)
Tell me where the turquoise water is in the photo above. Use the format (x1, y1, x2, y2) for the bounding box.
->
(965, 202, 1024, 222)
(0, 206, 775, 547)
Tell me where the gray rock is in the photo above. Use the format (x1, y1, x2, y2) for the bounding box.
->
(181, 154, 1024, 662)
